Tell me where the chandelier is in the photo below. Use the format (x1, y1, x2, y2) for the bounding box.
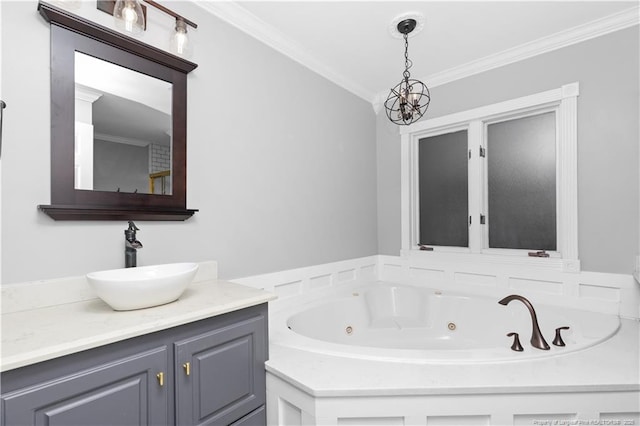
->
(384, 19, 430, 126)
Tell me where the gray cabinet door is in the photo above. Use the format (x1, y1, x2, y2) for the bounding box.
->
(1, 347, 169, 426)
(174, 314, 267, 426)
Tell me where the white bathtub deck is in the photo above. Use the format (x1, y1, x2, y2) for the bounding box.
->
(266, 317, 639, 425)
(266, 317, 639, 398)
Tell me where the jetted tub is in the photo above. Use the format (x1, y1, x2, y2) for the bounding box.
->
(271, 282, 621, 364)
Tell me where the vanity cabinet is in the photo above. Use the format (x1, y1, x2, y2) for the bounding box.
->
(1, 304, 268, 426)
(2, 347, 169, 425)
(175, 312, 266, 425)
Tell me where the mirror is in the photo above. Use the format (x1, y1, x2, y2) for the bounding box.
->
(74, 52, 173, 195)
(37, 2, 198, 220)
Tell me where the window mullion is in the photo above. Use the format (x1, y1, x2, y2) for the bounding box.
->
(557, 83, 580, 269)
(401, 132, 416, 250)
(468, 120, 484, 253)
(481, 121, 489, 251)
(410, 135, 420, 249)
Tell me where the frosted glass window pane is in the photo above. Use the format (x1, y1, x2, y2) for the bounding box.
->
(487, 112, 556, 250)
(418, 130, 468, 247)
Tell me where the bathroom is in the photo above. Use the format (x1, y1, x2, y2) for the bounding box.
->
(0, 1, 639, 425)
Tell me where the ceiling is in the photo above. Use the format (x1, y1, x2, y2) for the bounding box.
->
(197, 1, 639, 106)
(93, 93, 171, 147)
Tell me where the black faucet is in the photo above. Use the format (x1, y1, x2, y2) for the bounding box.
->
(498, 294, 550, 350)
(124, 221, 143, 268)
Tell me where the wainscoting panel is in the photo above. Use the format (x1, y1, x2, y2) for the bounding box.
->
(233, 255, 638, 319)
(267, 374, 640, 426)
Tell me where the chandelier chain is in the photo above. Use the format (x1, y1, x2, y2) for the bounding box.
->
(403, 33, 412, 80)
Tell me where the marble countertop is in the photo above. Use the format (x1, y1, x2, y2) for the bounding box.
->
(1, 279, 276, 372)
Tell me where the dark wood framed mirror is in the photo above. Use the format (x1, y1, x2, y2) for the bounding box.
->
(37, 2, 198, 220)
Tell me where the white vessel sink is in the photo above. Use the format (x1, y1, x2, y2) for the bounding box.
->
(86, 263, 199, 311)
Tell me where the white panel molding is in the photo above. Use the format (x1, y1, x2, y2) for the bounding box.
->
(232, 254, 639, 319)
(267, 373, 640, 426)
(231, 256, 379, 313)
(380, 254, 639, 319)
(194, 1, 372, 102)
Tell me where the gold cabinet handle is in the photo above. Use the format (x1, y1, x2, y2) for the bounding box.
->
(156, 372, 164, 387)
(183, 362, 191, 376)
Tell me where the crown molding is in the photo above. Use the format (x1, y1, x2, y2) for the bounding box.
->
(94, 132, 152, 147)
(194, 1, 372, 102)
(193, 2, 638, 111)
(424, 5, 639, 89)
(374, 5, 640, 106)
(74, 84, 103, 103)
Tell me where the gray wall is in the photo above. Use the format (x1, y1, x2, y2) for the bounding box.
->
(93, 140, 149, 193)
(376, 26, 640, 274)
(0, 1, 377, 283)
(2, 1, 636, 283)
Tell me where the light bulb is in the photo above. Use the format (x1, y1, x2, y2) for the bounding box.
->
(174, 29, 188, 54)
(122, 4, 138, 33)
(170, 19, 192, 57)
(409, 92, 420, 108)
(113, 0, 145, 35)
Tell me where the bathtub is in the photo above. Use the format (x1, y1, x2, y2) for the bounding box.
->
(266, 280, 639, 425)
(236, 255, 640, 425)
(272, 282, 620, 364)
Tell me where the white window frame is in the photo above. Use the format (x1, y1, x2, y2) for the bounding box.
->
(400, 82, 580, 272)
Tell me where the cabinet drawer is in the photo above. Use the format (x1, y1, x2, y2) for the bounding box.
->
(230, 405, 266, 426)
(175, 313, 267, 426)
(1, 347, 168, 426)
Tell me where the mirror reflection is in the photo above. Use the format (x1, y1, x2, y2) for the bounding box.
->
(74, 52, 173, 195)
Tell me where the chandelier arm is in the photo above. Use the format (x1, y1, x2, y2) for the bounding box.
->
(389, 86, 402, 97)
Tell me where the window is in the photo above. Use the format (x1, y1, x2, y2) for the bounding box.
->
(418, 130, 468, 248)
(486, 112, 557, 251)
(400, 83, 579, 271)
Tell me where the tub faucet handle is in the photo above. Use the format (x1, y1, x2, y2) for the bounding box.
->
(507, 332, 524, 352)
(498, 294, 550, 350)
(552, 326, 570, 347)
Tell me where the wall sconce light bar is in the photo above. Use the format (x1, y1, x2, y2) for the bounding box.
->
(143, 0, 197, 29)
(97, 0, 197, 56)
(97, 0, 197, 31)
